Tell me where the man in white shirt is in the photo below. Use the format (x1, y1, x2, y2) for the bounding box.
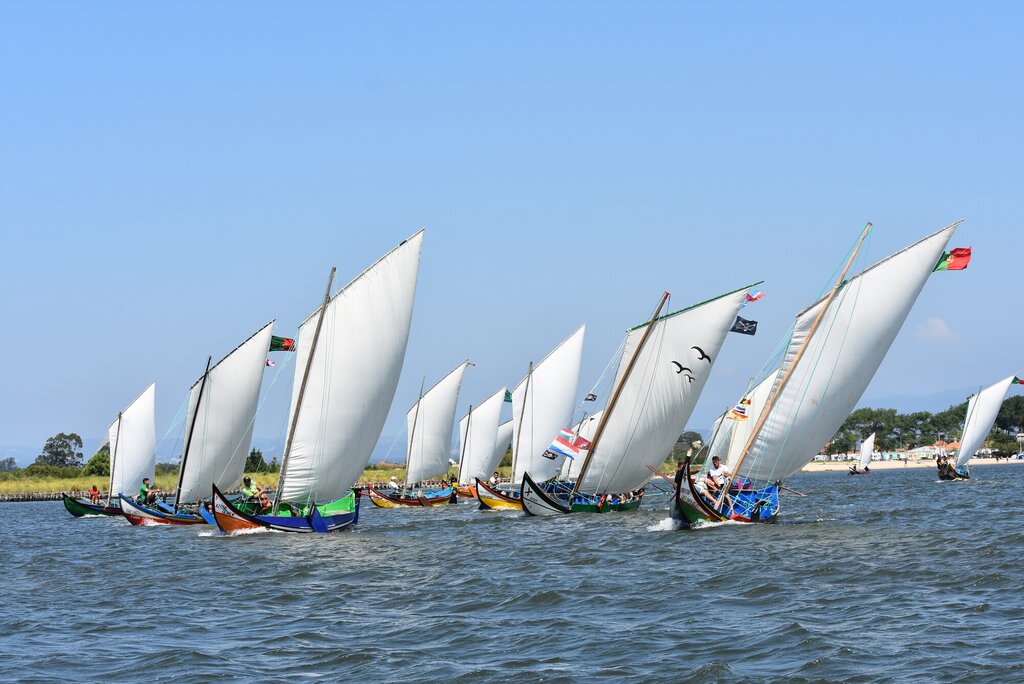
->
(706, 456, 732, 510)
(387, 476, 401, 491)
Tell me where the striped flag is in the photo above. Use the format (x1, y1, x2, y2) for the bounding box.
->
(727, 397, 752, 421)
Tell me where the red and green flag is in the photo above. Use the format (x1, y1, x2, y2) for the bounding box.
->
(504, 390, 513, 402)
(933, 247, 972, 272)
(1013, 377, 1024, 385)
(270, 336, 296, 352)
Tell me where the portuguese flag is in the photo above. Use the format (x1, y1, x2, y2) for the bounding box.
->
(933, 247, 972, 272)
(1013, 377, 1024, 385)
(270, 336, 296, 352)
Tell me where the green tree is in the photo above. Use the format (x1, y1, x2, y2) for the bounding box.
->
(34, 433, 84, 468)
(81, 444, 110, 476)
(268, 456, 280, 473)
(0, 457, 18, 472)
(245, 448, 266, 472)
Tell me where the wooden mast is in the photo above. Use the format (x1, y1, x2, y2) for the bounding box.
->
(723, 223, 872, 494)
(571, 291, 670, 497)
(404, 376, 427, 488)
(274, 267, 336, 511)
(510, 363, 533, 489)
(174, 355, 212, 511)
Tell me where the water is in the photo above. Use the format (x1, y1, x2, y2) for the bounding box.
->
(3, 466, 1023, 682)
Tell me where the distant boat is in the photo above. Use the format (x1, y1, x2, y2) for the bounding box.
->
(478, 326, 585, 511)
(120, 322, 275, 525)
(522, 283, 755, 516)
(939, 375, 1020, 480)
(849, 433, 875, 475)
(64, 383, 156, 518)
(366, 361, 470, 508)
(675, 221, 961, 525)
(212, 231, 424, 533)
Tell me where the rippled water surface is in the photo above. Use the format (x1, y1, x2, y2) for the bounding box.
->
(3, 465, 1024, 682)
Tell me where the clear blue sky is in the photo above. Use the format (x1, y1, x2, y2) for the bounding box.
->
(2, 2, 1021, 464)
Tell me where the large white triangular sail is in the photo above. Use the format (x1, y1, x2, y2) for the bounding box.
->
(734, 223, 959, 483)
(406, 361, 471, 484)
(108, 383, 157, 496)
(859, 433, 876, 469)
(955, 376, 1015, 469)
(456, 388, 507, 486)
(176, 321, 276, 504)
(511, 325, 586, 483)
(576, 286, 753, 494)
(279, 230, 424, 503)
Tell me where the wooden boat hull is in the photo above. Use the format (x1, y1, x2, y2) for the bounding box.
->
(211, 484, 359, 534)
(519, 473, 645, 516)
(938, 467, 969, 481)
(673, 457, 780, 526)
(62, 493, 120, 517)
(364, 486, 455, 507)
(848, 470, 870, 475)
(455, 483, 477, 498)
(475, 478, 522, 511)
(118, 495, 207, 526)
(520, 472, 571, 516)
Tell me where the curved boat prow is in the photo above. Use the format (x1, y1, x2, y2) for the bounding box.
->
(520, 472, 571, 517)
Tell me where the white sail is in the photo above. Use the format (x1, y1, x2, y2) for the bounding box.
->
(577, 286, 752, 494)
(176, 322, 275, 504)
(560, 410, 603, 480)
(859, 433, 876, 469)
(492, 420, 513, 473)
(511, 325, 586, 483)
(108, 383, 156, 496)
(456, 388, 506, 486)
(955, 376, 1015, 469)
(406, 361, 470, 484)
(711, 372, 778, 472)
(279, 230, 424, 503)
(736, 223, 958, 483)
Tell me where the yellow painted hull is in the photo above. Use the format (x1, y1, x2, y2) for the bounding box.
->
(366, 493, 402, 508)
(476, 480, 523, 511)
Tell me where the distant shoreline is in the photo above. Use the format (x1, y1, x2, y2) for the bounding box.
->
(799, 457, 1024, 473)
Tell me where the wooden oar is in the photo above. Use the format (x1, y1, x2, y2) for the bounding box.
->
(779, 484, 807, 496)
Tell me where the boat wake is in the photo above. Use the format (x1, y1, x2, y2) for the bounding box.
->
(646, 517, 680, 532)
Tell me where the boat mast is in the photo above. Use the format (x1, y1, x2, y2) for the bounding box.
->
(405, 376, 427, 488)
(726, 223, 872, 488)
(572, 291, 670, 497)
(456, 403, 473, 486)
(107, 412, 122, 498)
(174, 355, 212, 511)
(274, 267, 336, 511)
(510, 362, 533, 488)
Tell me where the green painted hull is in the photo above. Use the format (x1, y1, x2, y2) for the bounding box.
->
(62, 493, 120, 518)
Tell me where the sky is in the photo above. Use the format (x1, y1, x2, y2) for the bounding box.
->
(1, 2, 1022, 464)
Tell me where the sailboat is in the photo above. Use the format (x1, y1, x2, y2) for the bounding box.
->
(849, 433, 875, 475)
(118, 322, 275, 525)
(365, 360, 470, 507)
(675, 221, 961, 525)
(63, 383, 156, 518)
(938, 375, 1019, 480)
(477, 325, 585, 511)
(521, 284, 756, 516)
(212, 230, 424, 534)
(452, 387, 508, 499)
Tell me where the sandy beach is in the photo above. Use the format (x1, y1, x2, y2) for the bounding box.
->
(800, 457, 1024, 473)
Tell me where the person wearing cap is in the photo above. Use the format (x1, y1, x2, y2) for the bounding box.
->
(387, 476, 401, 491)
(241, 476, 270, 512)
